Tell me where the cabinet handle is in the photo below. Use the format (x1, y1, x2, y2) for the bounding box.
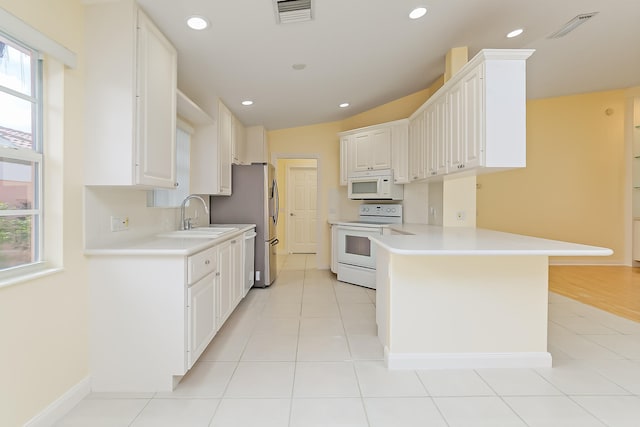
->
(205, 260, 210, 265)
(231, 240, 237, 244)
(175, 182, 179, 187)
(216, 272, 221, 276)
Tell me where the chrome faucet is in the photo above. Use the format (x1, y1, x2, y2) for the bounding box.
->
(180, 194, 210, 230)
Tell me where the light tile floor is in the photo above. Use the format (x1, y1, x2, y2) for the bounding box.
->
(57, 254, 640, 426)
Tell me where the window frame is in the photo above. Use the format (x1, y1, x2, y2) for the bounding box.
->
(0, 31, 45, 276)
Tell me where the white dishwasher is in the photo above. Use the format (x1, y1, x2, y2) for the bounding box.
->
(244, 229, 256, 296)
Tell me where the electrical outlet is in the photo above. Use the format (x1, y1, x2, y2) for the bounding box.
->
(456, 211, 466, 221)
(110, 216, 129, 232)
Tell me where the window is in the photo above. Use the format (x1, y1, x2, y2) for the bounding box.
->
(0, 33, 43, 272)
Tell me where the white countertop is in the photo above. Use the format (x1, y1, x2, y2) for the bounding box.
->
(84, 224, 255, 256)
(370, 224, 613, 257)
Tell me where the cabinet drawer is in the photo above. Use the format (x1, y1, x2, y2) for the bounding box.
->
(188, 246, 218, 284)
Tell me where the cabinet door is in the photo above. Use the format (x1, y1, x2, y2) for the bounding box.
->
(448, 81, 465, 171)
(370, 128, 392, 170)
(135, 10, 177, 188)
(391, 123, 409, 183)
(463, 66, 483, 169)
(188, 271, 216, 368)
(434, 97, 449, 176)
(245, 126, 268, 164)
(217, 102, 233, 195)
(352, 132, 372, 172)
(148, 126, 190, 207)
(409, 114, 424, 181)
(231, 237, 244, 308)
(216, 240, 233, 328)
(339, 135, 351, 185)
(232, 115, 245, 165)
(423, 106, 437, 177)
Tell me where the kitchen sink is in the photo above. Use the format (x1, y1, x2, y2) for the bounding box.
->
(157, 226, 239, 239)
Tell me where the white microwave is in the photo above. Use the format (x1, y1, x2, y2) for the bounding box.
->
(347, 170, 404, 200)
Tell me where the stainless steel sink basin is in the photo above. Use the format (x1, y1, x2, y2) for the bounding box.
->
(157, 226, 239, 239)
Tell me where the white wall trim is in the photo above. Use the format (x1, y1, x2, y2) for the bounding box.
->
(24, 376, 91, 427)
(548, 259, 626, 266)
(385, 348, 552, 370)
(0, 7, 77, 68)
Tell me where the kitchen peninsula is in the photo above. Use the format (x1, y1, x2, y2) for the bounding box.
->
(370, 224, 612, 370)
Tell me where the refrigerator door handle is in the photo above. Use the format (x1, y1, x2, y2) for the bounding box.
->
(272, 179, 279, 226)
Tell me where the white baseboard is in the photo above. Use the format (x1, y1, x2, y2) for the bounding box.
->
(385, 348, 552, 370)
(549, 259, 625, 266)
(24, 376, 91, 427)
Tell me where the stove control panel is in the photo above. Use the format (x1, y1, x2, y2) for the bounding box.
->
(358, 204, 403, 223)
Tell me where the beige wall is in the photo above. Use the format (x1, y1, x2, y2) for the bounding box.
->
(477, 90, 627, 264)
(0, 0, 88, 426)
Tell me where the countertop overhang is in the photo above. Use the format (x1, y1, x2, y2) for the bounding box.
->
(84, 224, 256, 256)
(370, 224, 613, 257)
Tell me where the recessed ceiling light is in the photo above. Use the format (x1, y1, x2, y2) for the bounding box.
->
(506, 28, 524, 38)
(409, 7, 427, 20)
(241, 100, 254, 106)
(186, 16, 209, 30)
(339, 102, 350, 108)
(292, 63, 307, 70)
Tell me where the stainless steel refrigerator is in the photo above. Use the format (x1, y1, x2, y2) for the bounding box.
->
(209, 163, 279, 287)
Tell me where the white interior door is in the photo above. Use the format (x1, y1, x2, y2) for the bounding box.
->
(288, 167, 317, 253)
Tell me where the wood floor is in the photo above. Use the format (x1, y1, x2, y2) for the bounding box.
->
(549, 265, 640, 322)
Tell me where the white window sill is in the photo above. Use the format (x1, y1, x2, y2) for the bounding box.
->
(0, 265, 64, 289)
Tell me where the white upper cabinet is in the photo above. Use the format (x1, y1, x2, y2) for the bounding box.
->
(414, 49, 533, 181)
(461, 65, 483, 169)
(245, 126, 269, 164)
(391, 122, 409, 183)
(217, 101, 233, 195)
(339, 119, 407, 182)
(189, 100, 238, 195)
(409, 111, 425, 181)
(339, 135, 351, 186)
(232, 115, 245, 165)
(84, 0, 177, 188)
(352, 128, 392, 172)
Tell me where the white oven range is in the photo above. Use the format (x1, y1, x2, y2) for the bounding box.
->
(334, 204, 402, 289)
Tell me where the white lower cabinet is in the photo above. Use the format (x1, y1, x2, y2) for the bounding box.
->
(186, 245, 217, 368)
(217, 237, 244, 328)
(217, 240, 233, 328)
(188, 271, 216, 368)
(88, 231, 249, 393)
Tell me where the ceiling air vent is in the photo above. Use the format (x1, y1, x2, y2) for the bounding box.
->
(547, 12, 598, 39)
(274, 0, 313, 24)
